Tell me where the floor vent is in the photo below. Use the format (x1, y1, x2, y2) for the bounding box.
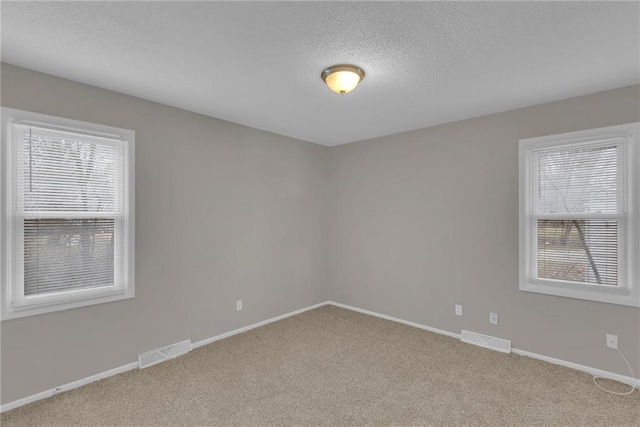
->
(461, 330, 511, 354)
(138, 339, 193, 369)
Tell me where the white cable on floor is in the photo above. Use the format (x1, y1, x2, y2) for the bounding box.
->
(592, 347, 637, 396)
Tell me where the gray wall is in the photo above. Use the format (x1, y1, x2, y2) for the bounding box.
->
(0, 64, 329, 404)
(327, 85, 640, 377)
(1, 63, 639, 405)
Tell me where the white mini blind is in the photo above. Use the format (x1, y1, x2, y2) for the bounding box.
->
(530, 140, 626, 287)
(23, 218, 116, 296)
(11, 122, 128, 300)
(536, 219, 618, 286)
(531, 141, 626, 215)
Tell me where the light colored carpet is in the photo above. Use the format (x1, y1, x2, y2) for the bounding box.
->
(2, 305, 638, 426)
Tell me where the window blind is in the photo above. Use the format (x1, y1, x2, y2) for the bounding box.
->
(531, 141, 626, 215)
(23, 218, 116, 296)
(11, 123, 127, 300)
(536, 219, 618, 286)
(530, 141, 626, 286)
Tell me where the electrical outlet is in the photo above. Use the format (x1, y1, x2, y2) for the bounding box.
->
(606, 334, 618, 349)
(489, 312, 499, 325)
(236, 300, 243, 311)
(455, 304, 462, 316)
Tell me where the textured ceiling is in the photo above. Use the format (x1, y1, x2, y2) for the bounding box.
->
(2, 1, 639, 146)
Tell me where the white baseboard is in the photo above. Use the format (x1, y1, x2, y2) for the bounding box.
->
(511, 348, 640, 388)
(0, 301, 331, 413)
(192, 301, 329, 348)
(327, 301, 461, 339)
(3, 299, 636, 412)
(0, 361, 139, 413)
(327, 301, 639, 389)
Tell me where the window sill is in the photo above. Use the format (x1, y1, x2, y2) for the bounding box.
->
(519, 280, 640, 307)
(1, 288, 134, 321)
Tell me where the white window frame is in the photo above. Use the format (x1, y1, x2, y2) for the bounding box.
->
(1, 108, 135, 320)
(519, 122, 639, 307)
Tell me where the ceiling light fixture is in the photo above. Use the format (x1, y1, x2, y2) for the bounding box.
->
(321, 64, 365, 95)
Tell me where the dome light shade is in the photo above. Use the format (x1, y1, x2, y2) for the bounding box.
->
(321, 65, 365, 95)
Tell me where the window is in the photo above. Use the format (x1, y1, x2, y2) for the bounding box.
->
(519, 123, 639, 307)
(1, 108, 135, 320)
